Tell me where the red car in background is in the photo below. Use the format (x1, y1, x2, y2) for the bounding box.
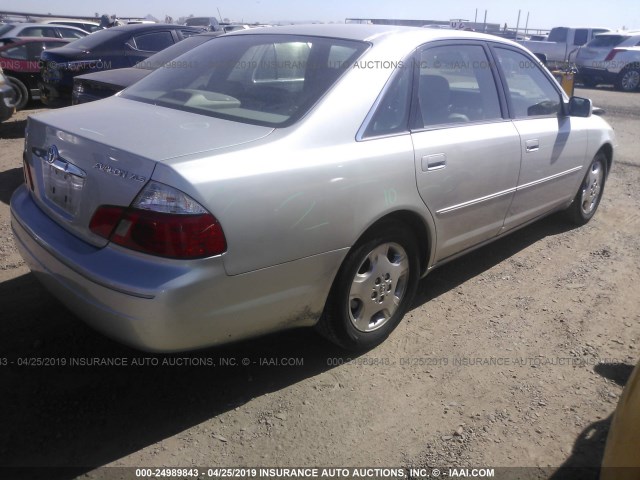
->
(0, 37, 70, 109)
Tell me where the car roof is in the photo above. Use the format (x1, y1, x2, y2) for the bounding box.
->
(106, 23, 203, 33)
(3, 22, 87, 32)
(226, 23, 517, 46)
(596, 30, 640, 36)
(39, 19, 100, 25)
(3, 36, 68, 43)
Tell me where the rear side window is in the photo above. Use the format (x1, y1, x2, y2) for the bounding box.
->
(494, 47, 561, 118)
(362, 62, 412, 138)
(415, 44, 503, 127)
(20, 26, 58, 37)
(133, 31, 174, 52)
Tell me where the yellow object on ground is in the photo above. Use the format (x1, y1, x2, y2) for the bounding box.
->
(601, 360, 640, 479)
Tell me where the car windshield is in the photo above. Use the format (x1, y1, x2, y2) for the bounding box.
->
(122, 34, 369, 127)
(0, 24, 13, 36)
(134, 35, 214, 70)
(587, 34, 629, 48)
(64, 29, 121, 50)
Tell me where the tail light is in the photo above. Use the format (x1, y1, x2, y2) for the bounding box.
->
(89, 181, 226, 259)
(604, 49, 624, 61)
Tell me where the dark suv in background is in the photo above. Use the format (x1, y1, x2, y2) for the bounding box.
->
(39, 23, 203, 106)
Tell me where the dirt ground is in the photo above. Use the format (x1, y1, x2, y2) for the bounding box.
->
(0, 87, 638, 480)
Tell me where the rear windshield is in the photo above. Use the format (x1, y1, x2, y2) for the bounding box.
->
(185, 18, 210, 27)
(122, 34, 369, 127)
(0, 25, 13, 37)
(64, 29, 121, 50)
(548, 27, 568, 42)
(587, 34, 629, 48)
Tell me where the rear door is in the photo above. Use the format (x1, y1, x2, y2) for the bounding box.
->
(410, 42, 522, 262)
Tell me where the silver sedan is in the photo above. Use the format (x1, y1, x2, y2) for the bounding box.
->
(11, 25, 616, 352)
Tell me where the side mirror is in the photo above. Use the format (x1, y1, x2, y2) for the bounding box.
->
(566, 96, 592, 117)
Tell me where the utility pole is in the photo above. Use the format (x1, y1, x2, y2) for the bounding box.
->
(515, 10, 521, 39)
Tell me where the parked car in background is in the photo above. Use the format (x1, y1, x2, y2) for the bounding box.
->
(39, 23, 204, 106)
(519, 26, 610, 65)
(0, 37, 70, 109)
(0, 66, 16, 122)
(72, 31, 224, 104)
(37, 18, 102, 34)
(12, 26, 615, 352)
(184, 16, 221, 32)
(576, 30, 640, 91)
(0, 23, 88, 41)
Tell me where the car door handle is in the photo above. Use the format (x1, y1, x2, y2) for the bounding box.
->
(422, 153, 446, 171)
(525, 139, 539, 153)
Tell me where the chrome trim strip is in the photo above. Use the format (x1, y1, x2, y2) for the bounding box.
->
(436, 187, 516, 216)
(516, 166, 583, 191)
(435, 166, 583, 216)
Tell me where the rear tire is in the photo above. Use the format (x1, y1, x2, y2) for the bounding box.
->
(6, 76, 29, 110)
(614, 64, 640, 92)
(566, 152, 607, 225)
(317, 221, 420, 351)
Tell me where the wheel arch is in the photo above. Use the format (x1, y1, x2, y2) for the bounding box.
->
(597, 143, 614, 178)
(352, 209, 435, 277)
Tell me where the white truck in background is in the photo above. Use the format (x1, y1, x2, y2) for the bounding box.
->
(519, 26, 610, 66)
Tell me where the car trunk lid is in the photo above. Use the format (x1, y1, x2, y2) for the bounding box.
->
(25, 96, 273, 247)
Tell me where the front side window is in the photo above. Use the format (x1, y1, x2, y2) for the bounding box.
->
(122, 34, 368, 127)
(494, 47, 561, 118)
(415, 44, 502, 127)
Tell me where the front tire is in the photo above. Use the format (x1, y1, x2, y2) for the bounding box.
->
(566, 152, 607, 225)
(6, 76, 29, 110)
(317, 221, 420, 350)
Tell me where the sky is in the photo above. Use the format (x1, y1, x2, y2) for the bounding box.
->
(1, 0, 639, 30)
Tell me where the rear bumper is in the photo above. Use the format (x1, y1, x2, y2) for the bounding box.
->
(10, 185, 344, 351)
